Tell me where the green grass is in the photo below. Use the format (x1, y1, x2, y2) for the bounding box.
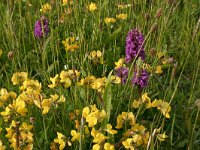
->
(0, 0, 200, 149)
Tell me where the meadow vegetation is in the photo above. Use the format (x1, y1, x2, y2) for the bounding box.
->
(0, 0, 200, 149)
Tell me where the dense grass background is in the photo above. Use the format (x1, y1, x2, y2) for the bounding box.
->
(0, 0, 200, 149)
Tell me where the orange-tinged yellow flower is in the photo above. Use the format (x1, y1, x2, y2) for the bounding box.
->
(116, 13, 128, 20)
(104, 17, 116, 24)
(104, 143, 115, 150)
(88, 2, 97, 11)
(54, 132, 66, 150)
(11, 72, 28, 85)
(71, 130, 80, 142)
(155, 65, 163, 74)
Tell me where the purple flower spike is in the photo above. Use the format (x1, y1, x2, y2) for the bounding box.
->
(115, 67, 129, 84)
(132, 69, 149, 88)
(34, 16, 49, 38)
(125, 29, 145, 63)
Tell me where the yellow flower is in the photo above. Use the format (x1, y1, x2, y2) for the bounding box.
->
(86, 114, 98, 127)
(104, 17, 116, 24)
(157, 132, 168, 141)
(48, 74, 60, 88)
(122, 138, 134, 150)
(62, 37, 79, 52)
(114, 58, 125, 69)
(132, 93, 151, 109)
(54, 132, 66, 150)
(92, 144, 100, 150)
(116, 13, 128, 20)
(79, 76, 96, 87)
(88, 2, 97, 11)
(11, 72, 28, 85)
(116, 112, 135, 129)
(104, 124, 117, 135)
(155, 65, 163, 74)
(91, 77, 107, 92)
(104, 143, 115, 150)
(62, 0, 73, 5)
(117, 4, 131, 9)
(0, 140, 6, 150)
(82, 107, 90, 118)
(40, 3, 51, 13)
(71, 130, 80, 142)
(14, 99, 28, 116)
(152, 100, 171, 118)
(20, 79, 42, 93)
(110, 75, 121, 84)
(60, 71, 72, 88)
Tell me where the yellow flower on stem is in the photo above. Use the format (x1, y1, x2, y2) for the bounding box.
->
(48, 74, 60, 88)
(54, 132, 67, 150)
(62, 37, 79, 52)
(104, 124, 117, 135)
(114, 58, 125, 69)
(71, 130, 80, 142)
(155, 65, 163, 74)
(157, 132, 168, 142)
(122, 138, 134, 150)
(88, 2, 97, 11)
(152, 100, 171, 118)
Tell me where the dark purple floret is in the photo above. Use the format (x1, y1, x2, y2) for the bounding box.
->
(34, 16, 49, 38)
(132, 69, 149, 88)
(125, 29, 145, 63)
(115, 67, 129, 84)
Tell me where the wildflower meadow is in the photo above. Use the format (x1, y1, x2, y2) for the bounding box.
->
(0, 0, 200, 149)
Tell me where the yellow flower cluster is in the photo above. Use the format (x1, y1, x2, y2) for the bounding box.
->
(5, 121, 33, 149)
(0, 88, 17, 107)
(82, 104, 106, 127)
(79, 75, 120, 92)
(132, 93, 171, 118)
(62, 37, 79, 52)
(48, 69, 80, 88)
(88, 50, 103, 64)
(116, 112, 136, 129)
(40, 3, 51, 13)
(122, 124, 149, 149)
